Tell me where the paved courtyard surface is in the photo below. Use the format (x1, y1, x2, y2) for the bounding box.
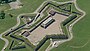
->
(27, 13, 68, 45)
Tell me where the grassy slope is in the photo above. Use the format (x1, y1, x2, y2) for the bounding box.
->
(11, 43, 32, 51)
(0, 4, 13, 33)
(0, 39, 5, 50)
(39, 40, 50, 51)
(51, 0, 90, 51)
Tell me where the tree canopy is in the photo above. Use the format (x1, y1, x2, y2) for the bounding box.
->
(0, 11, 5, 19)
(0, 0, 16, 4)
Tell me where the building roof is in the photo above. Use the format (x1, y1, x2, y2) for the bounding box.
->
(22, 31, 30, 37)
(43, 17, 53, 25)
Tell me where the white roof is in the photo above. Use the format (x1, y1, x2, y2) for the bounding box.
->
(43, 17, 53, 25)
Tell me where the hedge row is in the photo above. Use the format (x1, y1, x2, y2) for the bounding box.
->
(10, 35, 24, 42)
(47, 34, 68, 39)
(9, 40, 14, 50)
(12, 45, 26, 50)
(62, 15, 77, 26)
(0, 0, 16, 4)
(35, 34, 68, 51)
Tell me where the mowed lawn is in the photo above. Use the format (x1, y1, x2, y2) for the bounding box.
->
(1, 0, 90, 51)
(51, 0, 90, 51)
(0, 0, 45, 34)
(0, 39, 5, 50)
(0, 0, 45, 51)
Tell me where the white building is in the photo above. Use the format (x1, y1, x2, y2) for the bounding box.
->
(41, 17, 55, 28)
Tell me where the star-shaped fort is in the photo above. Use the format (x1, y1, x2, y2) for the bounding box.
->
(0, 0, 84, 51)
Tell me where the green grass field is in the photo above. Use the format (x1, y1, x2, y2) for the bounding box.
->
(0, 0, 45, 34)
(0, 39, 5, 50)
(38, 40, 50, 51)
(0, 0, 90, 51)
(0, 0, 45, 51)
(51, 0, 90, 51)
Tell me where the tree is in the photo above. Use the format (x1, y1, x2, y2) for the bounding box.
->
(4, 0, 9, 3)
(8, 13, 13, 17)
(0, 11, 5, 19)
(0, 0, 2, 3)
(0, 0, 16, 4)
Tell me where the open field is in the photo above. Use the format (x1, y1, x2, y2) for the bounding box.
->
(50, 0, 90, 51)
